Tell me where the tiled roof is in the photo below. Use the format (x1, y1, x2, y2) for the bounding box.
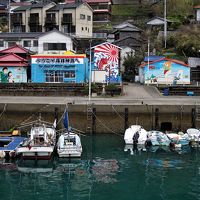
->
(47, 2, 82, 11)
(0, 32, 42, 39)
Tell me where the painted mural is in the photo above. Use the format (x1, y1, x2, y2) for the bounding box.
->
(94, 43, 120, 83)
(144, 60, 190, 85)
(0, 67, 26, 83)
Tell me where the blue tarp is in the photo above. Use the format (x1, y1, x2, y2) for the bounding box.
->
(0, 137, 26, 151)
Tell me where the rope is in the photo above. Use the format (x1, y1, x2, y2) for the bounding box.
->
(0, 103, 6, 120)
(111, 105, 125, 121)
(91, 110, 123, 137)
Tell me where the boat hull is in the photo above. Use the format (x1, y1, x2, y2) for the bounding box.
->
(57, 149, 82, 158)
(17, 146, 54, 160)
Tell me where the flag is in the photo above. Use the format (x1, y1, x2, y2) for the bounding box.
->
(53, 119, 57, 128)
(63, 111, 69, 130)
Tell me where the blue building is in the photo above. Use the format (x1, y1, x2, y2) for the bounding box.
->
(31, 52, 89, 83)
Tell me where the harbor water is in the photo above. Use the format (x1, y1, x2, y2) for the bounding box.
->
(0, 134, 200, 200)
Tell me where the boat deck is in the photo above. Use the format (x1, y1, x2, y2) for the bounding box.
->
(0, 137, 26, 151)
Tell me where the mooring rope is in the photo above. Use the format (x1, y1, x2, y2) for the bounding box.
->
(91, 110, 123, 137)
(0, 103, 6, 120)
(111, 105, 125, 121)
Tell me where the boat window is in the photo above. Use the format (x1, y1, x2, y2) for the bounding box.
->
(64, 138, 76, 145)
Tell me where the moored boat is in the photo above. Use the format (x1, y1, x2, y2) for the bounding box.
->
(57, 111, 82, 158)
(16, 120, 56, 160)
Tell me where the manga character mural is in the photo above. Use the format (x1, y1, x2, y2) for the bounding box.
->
(142, 59, 190, 85)
(93, 43, 121, 83)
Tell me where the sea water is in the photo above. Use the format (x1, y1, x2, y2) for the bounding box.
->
(0, 134, 200, 200)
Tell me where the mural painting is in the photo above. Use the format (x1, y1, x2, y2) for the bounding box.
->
(144, 60, 190, 85)
(0, 67, 26, 83)
(94, 43, 120, 83)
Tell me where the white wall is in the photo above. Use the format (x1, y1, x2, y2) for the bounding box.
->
(38, 31, 73, 54)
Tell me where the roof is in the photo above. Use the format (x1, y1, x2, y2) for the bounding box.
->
(194, 5, 200, 9)
(47, 2, 87, 12)
(0, 53, 28, 66)
(65, 0, 113, 3)
(144, 56, 165, 62)
(0, 32, 42, 39)
(146, 16, 173, 25)
(139, 57, 189, 68)
(13, 2, 55, 12)
(113, 22, 142, 31)
(0, 44, 32, 54)
(113, 36, 142, 45)
(91, 42, 122, 50)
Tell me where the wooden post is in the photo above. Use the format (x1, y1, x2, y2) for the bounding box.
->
(155, 108, 159, 130)
(191, 108, 196, 128)
(92, 107, 96, 134)
(124, 108, 128, 131)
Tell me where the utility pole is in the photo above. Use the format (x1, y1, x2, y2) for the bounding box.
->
(8, 0, 11, 32)
(89, 40, 92, 102)
(164, 0, 167, 49)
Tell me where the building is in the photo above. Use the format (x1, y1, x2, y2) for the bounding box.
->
(188, 57, 200, 83)
(31, 51, 89, 83)
(0, 29, 75, 54)
(0, 53, 28, 83)
(11, 1, 93, 38)
(46, 2, 93, 38)
(194, 5, 200, 22)
(92, 42, 121, 83)
(139, 57, 190, 85)
(113, 22, 142, 41)
(65, 0, 112, 23)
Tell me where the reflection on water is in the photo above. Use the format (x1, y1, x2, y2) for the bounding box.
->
(0, 135, 200, 200)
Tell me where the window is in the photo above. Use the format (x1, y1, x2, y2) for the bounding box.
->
(23, 40, 31, 47)
(0, 41, 4, 47)
(43, 43, 66, 51)
(80, 14, 85, 19)
(81, 27, 84, 31)
(45, 70, 75, 83)
(33, 40, 38, 47)
(85, 27, 87, 30)
(87, 15, 91, 21)
(64, 70, 75, 78)
(8, 42, 16, 47)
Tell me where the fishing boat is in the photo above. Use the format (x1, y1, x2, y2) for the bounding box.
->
(16, 119, 56, 160)
(186, 128, 200, 147)
(0, 129, 26, 158)
(147, 130, 171, 146)
(124, 125, 148, 145)
(166, 132, 190, 147)
(57, 111, 82, 158)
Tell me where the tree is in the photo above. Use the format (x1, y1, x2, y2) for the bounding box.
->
(123, 51, 144, 82)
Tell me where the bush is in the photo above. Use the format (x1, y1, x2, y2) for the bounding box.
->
(105, 84, 121, 96)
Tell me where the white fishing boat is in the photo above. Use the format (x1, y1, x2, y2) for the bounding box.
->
(57, 131, 82, 158)
(124, 125, 148, 145)
(16, 120, 56, 160)
(57, 111, 82, 158)
(186, 128, 200, 147)
(166, 132, 190, 147)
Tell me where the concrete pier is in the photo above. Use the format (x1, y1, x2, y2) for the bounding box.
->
(0, 83, 199, 133)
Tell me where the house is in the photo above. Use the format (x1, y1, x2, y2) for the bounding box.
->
(92, 42, 121, 83)
(31, 51, 88, 83)
(65, 0, 112, 23)
(194, 5, 200, 22)
(46, 2, 93, 38)
(139, 57, 190, 85)
(11, 1, 93, 38)
(0, 53, 28, 83)
(0, 29, 75, 54)
(11, 1, 56, 32)
(113, 22, 142, 41)
(188, 57, 200, 83)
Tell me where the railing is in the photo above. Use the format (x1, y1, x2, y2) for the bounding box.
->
(28, 17, 40, 25)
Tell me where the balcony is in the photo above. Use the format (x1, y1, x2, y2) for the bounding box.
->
(62, 14, 72, 25)
(29, 25, 42, 32)
(45, 17, 56, 26)
(11, 17, 23, 25)
(28, 17, 39, 25)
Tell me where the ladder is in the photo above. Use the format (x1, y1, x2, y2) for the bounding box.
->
(86, 104, 93, 133)
(195, 104, 200, 127)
